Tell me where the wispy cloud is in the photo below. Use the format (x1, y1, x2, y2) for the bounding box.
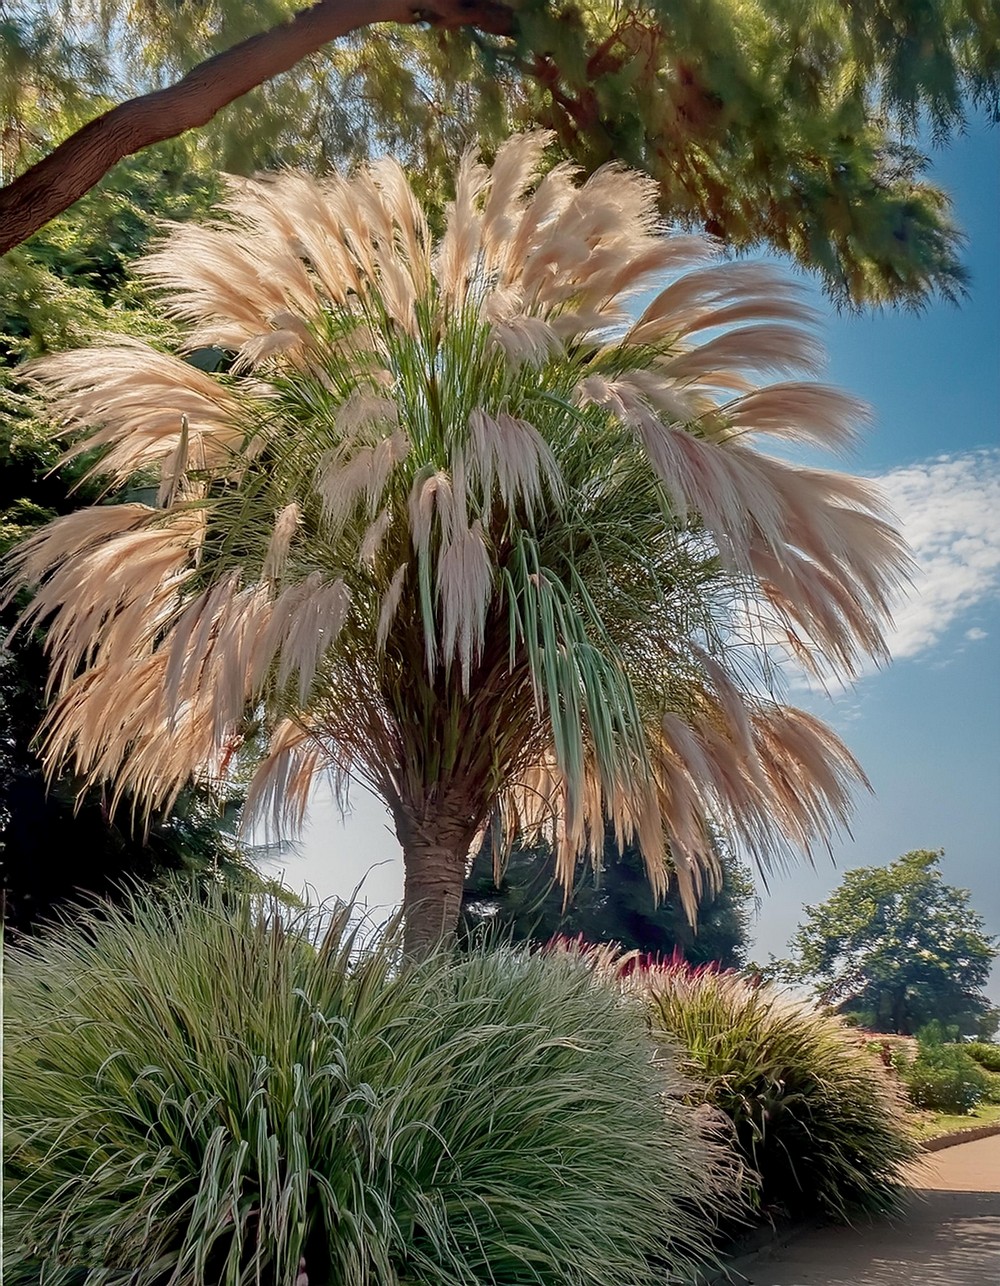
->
(965, 626, 988, 642)
(877, 448, 1000, 660)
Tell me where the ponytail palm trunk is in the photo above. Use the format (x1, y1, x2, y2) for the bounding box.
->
(3, 135, 910, 955)
(385, 614, 537, 957)
(396, 798, 479, 960)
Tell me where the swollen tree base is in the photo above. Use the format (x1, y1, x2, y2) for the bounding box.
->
(396, 805, 479, 961)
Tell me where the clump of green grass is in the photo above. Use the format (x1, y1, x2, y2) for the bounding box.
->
(4, 886, 726, 1285)
(623, 962, 920, 1224)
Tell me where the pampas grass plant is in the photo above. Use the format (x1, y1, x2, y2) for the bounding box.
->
(624, 961, 920, 1223)
(2, 133, 910, 954)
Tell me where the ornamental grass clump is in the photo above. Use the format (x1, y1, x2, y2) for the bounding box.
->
(4, 885, 727, 1286)
(2, 132, 911, 956)
(625, 963, 920, 1224)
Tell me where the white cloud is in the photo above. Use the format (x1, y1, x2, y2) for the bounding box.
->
(875, 448, 1000, 661)
(759, 447, 1000, 697)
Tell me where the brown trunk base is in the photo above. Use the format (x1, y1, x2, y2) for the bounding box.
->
(395, 804, 477, 961)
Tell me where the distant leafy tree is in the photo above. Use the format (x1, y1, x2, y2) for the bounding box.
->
(787, 850, 999, 1037)
(462, 830, 757, 967)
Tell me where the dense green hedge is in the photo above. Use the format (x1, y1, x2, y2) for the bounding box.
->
(963, 1041, 1000, 1074)
(903, 1043, 993, 1113)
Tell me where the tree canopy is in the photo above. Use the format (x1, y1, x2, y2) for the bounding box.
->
(787, 849, 999, 1036)
(3, 1, 998, 304)
(462, 830, 756, 966)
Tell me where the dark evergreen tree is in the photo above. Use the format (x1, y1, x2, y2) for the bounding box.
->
(462, 827, 756, 966)
(0, 159, 257, 935)
(0, 622, 258, 935)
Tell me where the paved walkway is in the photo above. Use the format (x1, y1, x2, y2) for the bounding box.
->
(733, 1134, 1000, 1285)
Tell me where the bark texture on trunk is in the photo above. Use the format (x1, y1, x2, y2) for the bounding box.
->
(396, 802, 478, 961)
(0, 0, 515, 254)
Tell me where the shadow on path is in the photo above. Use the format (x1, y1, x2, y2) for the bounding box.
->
(732, 1134, 1000, 1286)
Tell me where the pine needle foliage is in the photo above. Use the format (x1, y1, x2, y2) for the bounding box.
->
(2, 135, 911, 951)
(626, 962, 921, 1224)
(3, 885, 728, 1285)
(6, 1, 998, 303)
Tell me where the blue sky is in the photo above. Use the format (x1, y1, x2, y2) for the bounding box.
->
(764, 115, 1000, 993)
(263, 118, 1000, 995)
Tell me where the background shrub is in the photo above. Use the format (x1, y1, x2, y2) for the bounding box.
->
(963, 1041, 1000, 1074)
(625, 963, 920, 1224)
(4, 887, 726, 1286)
(903, 1043, 992, 1113)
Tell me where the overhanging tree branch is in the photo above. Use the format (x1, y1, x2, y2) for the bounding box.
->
(0, 0, 516, 255)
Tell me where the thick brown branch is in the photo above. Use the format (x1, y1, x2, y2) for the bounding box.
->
(0, 0, 515, 255)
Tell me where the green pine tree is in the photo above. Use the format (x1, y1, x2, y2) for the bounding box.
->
(462, 828, 757, 966)
(3, 1, 998, 305)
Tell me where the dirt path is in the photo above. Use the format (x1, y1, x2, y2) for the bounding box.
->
(732, 1133, 1000, 1285)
